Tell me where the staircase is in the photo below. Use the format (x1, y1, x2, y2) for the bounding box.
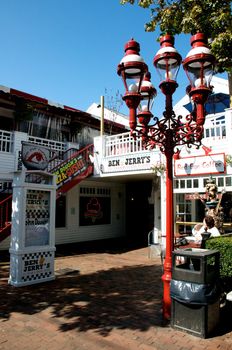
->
(0, 144, 94, 243)
(0, 195, 12, 242)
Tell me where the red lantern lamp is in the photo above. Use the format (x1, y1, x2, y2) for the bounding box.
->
(153, 35, 182, 95)
(183, 33, 215, 125)
(117, 39, 148, 130)
(137, 72, 157, 130)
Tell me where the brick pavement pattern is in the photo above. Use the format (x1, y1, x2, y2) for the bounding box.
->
(0, 244, 232, 350)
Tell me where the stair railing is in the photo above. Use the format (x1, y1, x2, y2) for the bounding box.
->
(0, 194, 12, 232)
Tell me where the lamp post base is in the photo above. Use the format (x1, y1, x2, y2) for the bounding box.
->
(162, 258, 172, 320)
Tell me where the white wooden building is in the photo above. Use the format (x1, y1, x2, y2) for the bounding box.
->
(0, 77, 231, 251)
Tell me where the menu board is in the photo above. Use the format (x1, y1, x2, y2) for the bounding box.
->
(25, 189, 50, 247)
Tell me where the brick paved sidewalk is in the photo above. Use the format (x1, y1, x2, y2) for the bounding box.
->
(0, 243, 232, 350)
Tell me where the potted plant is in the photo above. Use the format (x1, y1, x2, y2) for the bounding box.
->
(151, 161, 166, 176)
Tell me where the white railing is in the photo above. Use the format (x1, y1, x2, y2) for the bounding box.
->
(28, 135, 66, 152)
(105, 132, 146, 157)
(0, 130, 13, 153)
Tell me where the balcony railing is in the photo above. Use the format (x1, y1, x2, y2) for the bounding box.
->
(105, 131, 147, 157)
(28, 135, 66, 152)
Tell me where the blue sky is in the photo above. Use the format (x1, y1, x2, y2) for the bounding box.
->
(0, 1, 226, 118)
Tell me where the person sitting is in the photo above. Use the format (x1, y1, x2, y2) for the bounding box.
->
(191, 215, 221, 245)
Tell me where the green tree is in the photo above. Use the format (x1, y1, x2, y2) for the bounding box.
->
(120, 0, 232, 105)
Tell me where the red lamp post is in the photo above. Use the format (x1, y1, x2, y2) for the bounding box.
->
(117, 33, 215, 320)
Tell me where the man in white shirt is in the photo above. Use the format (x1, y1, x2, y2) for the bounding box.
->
(192, 215, 221, 243)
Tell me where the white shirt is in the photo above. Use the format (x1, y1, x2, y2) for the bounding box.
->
(192, 224, 220, 242)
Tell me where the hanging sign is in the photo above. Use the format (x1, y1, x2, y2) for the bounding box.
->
(21, 142, 55, 171)
(174, 153, 225, 176)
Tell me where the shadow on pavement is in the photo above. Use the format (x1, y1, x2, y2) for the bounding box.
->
(1, 240, 231, 339)
(55, 238, 148, 257)
(0, 262, 165, 336)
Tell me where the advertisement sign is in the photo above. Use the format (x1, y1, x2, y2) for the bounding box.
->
(79, 197, 111, 226)
(54, 154, 88, 189)
(21, 251, 54, 283)
(100, 151, 161, 174)
(21, 142, 52, 171)
(185, 193, 222, 200)
(174, 153, 225, 176)
(25, 189, 50, 247)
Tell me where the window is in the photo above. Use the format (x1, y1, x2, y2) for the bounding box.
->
(174, 179, 179, 189)
(180, 180, 185, 188)
(55, 196, 66, 228)
(226, 177, 232, 186)
(175, 193, 192, 234)
(79, 187, 111, 226)
(193, 179, 199, 188)
(204, 115, 226, 139)
(187, 179, 191, 188)
(218, 177, 224, 187)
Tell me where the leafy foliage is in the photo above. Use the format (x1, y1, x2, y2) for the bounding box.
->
(206, 236, 232, 281)
(120, 0, 232, 74)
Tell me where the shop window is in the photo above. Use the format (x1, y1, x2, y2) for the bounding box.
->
(222, 126, 226, 137)
(79, 187, 111, 226)
(79, 196, 111, 226)
(193, 179, 199, 188)
(203, 177, 216, 187)
(180, 180, 185, 188)
(187, 179, 191, 188)
(55, 196, 66, 228)
(218, 177, 224, 187)
(221, 193, 232, 224)
(80, 187, 111, 197)
(174, 179, 179, 189)
(175, 193, 192, 234)
(226, 177, 232, 186)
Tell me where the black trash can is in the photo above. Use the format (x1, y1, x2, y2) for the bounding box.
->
(171, 248, 220, 338)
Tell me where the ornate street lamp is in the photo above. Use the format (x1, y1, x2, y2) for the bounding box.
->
(117, 33, 215, 320)
(117, 38, 148, 131)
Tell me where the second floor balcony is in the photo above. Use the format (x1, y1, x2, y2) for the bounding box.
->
(0, 108, 231, 182)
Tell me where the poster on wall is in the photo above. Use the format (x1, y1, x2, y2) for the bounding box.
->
(25, 190, 50, 247)
(79, 197, 111, 226)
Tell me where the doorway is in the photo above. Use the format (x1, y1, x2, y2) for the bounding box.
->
(126, 180, 154, 247)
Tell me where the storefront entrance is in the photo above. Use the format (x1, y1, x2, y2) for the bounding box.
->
(126, 180, 154, 247)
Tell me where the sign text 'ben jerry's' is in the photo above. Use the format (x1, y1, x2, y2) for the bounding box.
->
(100, 152, 161, 174)
(108, 155, 150, 167)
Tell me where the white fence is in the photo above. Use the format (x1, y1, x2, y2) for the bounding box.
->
(105, 132, 146, 157)
(0, 130, 67, 154)
(28, 135, 66, 152)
